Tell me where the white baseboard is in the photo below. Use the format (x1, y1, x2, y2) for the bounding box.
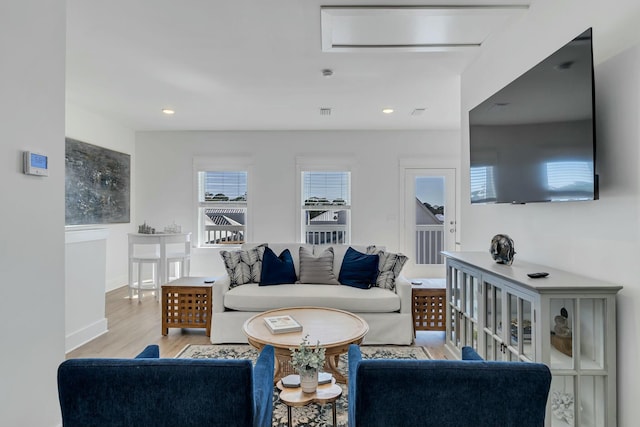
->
(107, 274, 128, 292)
(65, 318, 108, 353)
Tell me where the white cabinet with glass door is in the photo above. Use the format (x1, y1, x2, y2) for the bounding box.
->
(445, 258, 480, 355)
(442, 251, 621, 427)
(481, 274, 538, 363)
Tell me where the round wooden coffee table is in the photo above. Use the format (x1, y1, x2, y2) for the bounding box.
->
(243, 306, 369, 383)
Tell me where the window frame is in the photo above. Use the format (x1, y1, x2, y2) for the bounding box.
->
(193, 156, 253, 248)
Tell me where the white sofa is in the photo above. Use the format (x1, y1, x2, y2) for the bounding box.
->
(211, 243, 414, 345)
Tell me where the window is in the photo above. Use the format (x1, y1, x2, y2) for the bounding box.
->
(301, 171, 350, 244)
(197, 171, 247, 247)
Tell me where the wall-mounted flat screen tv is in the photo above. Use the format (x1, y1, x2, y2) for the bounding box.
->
(469, 28, 597, 204)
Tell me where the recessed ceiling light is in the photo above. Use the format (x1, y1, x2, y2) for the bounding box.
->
(382, 108, 394, 114)
(162, 108, 175, 115)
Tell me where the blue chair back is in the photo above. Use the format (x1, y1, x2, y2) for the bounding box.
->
(58, 345, 274, 427)
(348, 345, 551, 427)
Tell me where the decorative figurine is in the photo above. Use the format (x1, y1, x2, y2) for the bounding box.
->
(551, 307, 572, 357)
(489, 234, 515, 265)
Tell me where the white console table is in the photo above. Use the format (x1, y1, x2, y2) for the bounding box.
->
(442, 251, 621, 427)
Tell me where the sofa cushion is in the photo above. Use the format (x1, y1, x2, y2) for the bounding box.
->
(315, 244, 381, 278)
(224, 283, 400, 313)
(367, 246, 408, 291)
(244, 243, 312, 279)
(220, 243, 267, 288)
(338, 247, 379, 289)
(260, 247, 297, 286)
(298, 246, 339, 285)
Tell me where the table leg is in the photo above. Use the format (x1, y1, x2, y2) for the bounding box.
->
(287, 404, 292, 427)
(326, 355, 347, 384)
(332, 402, 337, 426)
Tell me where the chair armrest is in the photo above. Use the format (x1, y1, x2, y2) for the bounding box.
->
(134, 345, 159, 359)
(252, 345, 275, 427)
(461, 346, 484, 360)
(395, 275, 412, 313)
(348, 344, 363, 427)
(212, 275, 231, 313)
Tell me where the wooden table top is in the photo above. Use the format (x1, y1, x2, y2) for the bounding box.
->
(242, 306, 369, 349)
(277, 378, 342, 407)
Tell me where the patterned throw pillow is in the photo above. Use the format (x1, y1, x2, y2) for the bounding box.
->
(298, 246, 339, 285)
(220, 243, 267, 288)
(366, 245, 408, 291)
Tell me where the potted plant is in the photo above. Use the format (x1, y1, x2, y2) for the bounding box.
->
(290, 335, 326, 393)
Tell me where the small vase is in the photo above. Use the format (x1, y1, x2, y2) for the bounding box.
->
(299, 368, 318, 393)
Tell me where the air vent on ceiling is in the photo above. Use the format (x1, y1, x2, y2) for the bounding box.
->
(411, 108, 427, 116)
(320, 108, 332, 116)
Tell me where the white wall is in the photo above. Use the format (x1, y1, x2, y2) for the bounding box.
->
(460, 1, 640, 426)
(66, 104, 137, 291)
(0, 1, 66, 426)
(65, 229, 109, 352)
(135, 130, 460, 278)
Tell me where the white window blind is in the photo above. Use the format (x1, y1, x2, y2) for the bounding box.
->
(302, 171, 350, 205)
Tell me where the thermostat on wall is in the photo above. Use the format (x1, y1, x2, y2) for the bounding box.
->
(23, 151, 49, 176)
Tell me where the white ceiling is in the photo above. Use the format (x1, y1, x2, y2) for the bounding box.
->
(66, 1, 530, 131)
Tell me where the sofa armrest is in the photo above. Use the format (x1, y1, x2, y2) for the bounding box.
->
(135, 345, 159, 359)
(395, 275, 412, 313)
(462, 346, 484, 360)
(212, 275, 231, 313)
(252, 345, 275, 427)
(348, 344, 363, 427)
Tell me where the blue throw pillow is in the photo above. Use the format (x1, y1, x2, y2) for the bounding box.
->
(260, 247, 297, 286)
(338, 247, 379, 289)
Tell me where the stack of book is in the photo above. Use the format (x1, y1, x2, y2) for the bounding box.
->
(263, 315, 302, 334)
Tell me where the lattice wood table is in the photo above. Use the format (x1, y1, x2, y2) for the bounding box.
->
(162, 277, 213, 336)
(411, 280, 446, 334)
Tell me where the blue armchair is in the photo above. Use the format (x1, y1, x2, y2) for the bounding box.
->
(348, 345, 551, 427)
(58, 344, 274, 427)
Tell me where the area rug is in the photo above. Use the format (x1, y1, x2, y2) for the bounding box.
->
(177, 344, 430, 427)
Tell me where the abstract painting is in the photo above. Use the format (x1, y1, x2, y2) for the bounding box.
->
(65, 138, 130, 225)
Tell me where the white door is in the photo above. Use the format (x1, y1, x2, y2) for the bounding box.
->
(402, 168, 456, 278)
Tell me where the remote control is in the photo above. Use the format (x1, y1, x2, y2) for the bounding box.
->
(527, 272, 549, 278)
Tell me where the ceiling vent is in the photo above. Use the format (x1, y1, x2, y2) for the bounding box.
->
(320, 108, 332, 116)
(411, 108, 427, 116)
(320, 5, 529, 52)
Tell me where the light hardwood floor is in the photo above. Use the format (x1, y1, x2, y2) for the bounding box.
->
(67, 285, 447, 359)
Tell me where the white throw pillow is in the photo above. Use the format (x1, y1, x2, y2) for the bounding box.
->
(220, 243, 267, 288)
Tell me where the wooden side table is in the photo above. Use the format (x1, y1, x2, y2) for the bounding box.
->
(277, 377, 342, 427)
(162, 277, 214, 336)
(411, 279, 446, 334)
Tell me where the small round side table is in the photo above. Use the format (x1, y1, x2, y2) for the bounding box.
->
(276, 377, 342, 427)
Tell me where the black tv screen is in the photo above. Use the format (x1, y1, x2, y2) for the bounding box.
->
(469, 28, 597, 204)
